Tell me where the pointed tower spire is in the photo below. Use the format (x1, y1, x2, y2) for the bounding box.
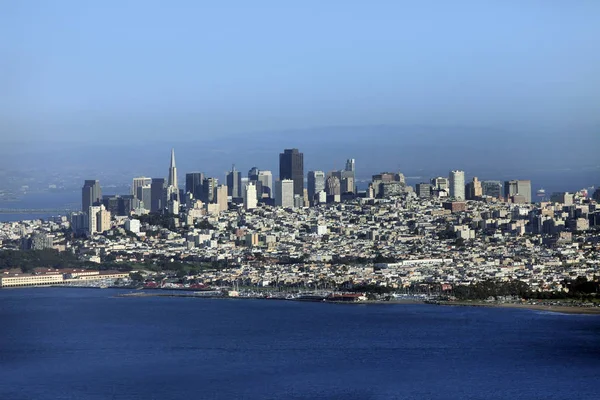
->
(168, 148, 178, 188)
(170, 148, 176, 169)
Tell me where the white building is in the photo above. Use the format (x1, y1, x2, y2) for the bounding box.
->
(449, 170, 465, 200)
(275, 179, 294, 208)
(258, 170, 273, 198)
(244, 183, 258, 210)
(125, 219, 141, 233)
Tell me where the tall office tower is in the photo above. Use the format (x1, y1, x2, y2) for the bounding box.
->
(326, 176, 341, 196)
(70, 212, 89, 236)
(137, 185, 152, 210)
(87, 205, 110, 235)
(215, 184, 228, 212)
(88, 205, 101, 235)
(345, 159, 355, 174)
(167, 148, 178, 188)
(258, 170, 273, 198)
(504, 180, 532, 203)
(202, 177, 218, 203)
(416, 183, 432, 198)
(341, 177, 354, 194)
(307, 170, 325, 205)
(186, 172, 204, 199)
(275, 179, 294, 208)
(431, 177, 449, 191)
(132, 177, 151, 200)
(82, 180, 102, 212)
(481, 181, 503, 199)
(150, 178, 166, 213)
(248, 167, 260, 181)
(466, 177, 483, 200)
(244, 183, 258, 210)
(593, 188, 600, 202)
(97, 206, 111, 233)
(342, 158, 356, 182)
(449, 170, 465, 200)
(279, 148, 304, 197)
(226, 166, 241, 198)
(165, 148, 179, 203)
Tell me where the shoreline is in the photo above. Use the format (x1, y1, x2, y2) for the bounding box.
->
(3, 286, 599, 315)
(116, 291, 600, 315)
(434, 300, 600, 315)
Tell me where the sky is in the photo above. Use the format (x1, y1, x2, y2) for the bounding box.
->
(2, 0, 599, 145)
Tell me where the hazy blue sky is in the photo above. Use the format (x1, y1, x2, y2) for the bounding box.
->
(2, 1, 599, 144)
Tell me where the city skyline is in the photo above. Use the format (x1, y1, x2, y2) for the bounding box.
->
(72, 146, 594, 224)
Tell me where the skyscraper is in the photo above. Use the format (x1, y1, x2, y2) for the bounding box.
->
(504, 180, 532, 203)
(168, 148, 178, 188)
(202, 177, 218, 203)
(82, 180, 102, 212)
(431, 177, 449, 191)
(416, 183, 432, 198)
(345, 159, 355, 174)
(150, 178, 165, 213)
(244, 183, 257, 210)
(279, 148, 304, 197)
(248, 167, 260, 181)
(326, 176, 341, 197)
(137, 185, 152, 210)
(132, 177, 151, 200)
(275, 179, 294, 208)
(449, 170, 465, 200)
(216, 184, 229, 212)
(307, 170, 325, 205)
(465, 177, 482, 200)
(257, 170, 273, 198)
(481, 181, 503, 199)
(166, 148, 179, 202)
(186, 172, 204, 199)
(226, 166, 241, 198)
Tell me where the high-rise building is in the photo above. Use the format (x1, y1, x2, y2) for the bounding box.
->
(416, 183, 432, 198)
(70, 212, 89, 236)
(186, 172, 204, 199)
(504, 180, 532, 203)
(216, 185, 228, 212)
(137, 185, 152, 210)
(167, 148, 178, 189)
(202, 177, 218, 203)
(279, 148, 304, 197)
(449, 170, 465, 200)
(465, 177, 482, 200)
(244, 183, 257, 210)
(87, 205, 110, 235)
(258, 170, 273, 198)
(82, 180, 102, 212)
(342, 159, 356, 183)
(371, 172, 405, 198)
(307, 171, 325, 205)
(226, 166, 241, 198)
(248, 167, 260, 181)
(326, 176, 341, 197)
(132, 177, 151, 200)
(481, 181, 503, 199)
(345, 159, 355, 174)
(166, 148, 179, 203)
(150, 178, 165, 213)
(341, 177, 354, 194)
(431, 177, 449, 191)
(275, 179, 294, 208)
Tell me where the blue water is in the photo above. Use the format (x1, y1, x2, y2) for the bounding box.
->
(1, 288, 599, 400)
(0, 213, 60, 222)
